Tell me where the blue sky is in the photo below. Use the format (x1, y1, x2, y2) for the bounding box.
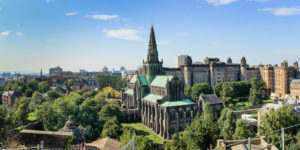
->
(0, 0, 300, 73)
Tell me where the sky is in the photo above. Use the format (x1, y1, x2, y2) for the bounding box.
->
(0, 0, 300, 73)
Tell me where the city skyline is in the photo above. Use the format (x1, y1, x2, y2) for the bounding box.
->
(1, 0, 300, 72)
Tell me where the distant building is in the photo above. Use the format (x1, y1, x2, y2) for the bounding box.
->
(257, 99, 300, 127)
(217, 138, 278, 150)
(0, 78, 6, 86)
(49, 66, 63, 77)
(102, 66, 109, 73)
(73, 78, 99, 92)
(176, 55, 187, 67)
(290, 79, 300, 99)
(198, 94, 223, 120)
(2, 91, 19, 106)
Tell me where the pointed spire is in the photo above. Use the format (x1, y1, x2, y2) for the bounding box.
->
(147, 25, 159, 63)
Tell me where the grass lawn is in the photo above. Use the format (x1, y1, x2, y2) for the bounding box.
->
(233, 108, 260, 113)
(121, 122, 164, 144)
(262, 99, 275, 104)
(27, 112, 37, 121)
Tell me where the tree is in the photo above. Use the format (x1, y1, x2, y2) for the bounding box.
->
(101, 117, 122, 139)
(16, 97, 30, 124)
(95, 73, 127, 90)
(219, 86, 234, 106)
(38, 81, 50, 93)
(99, 104, 124, 122)
(184, 103, 218, 150)
(165, 132, 187, 150)
(46, 90, 62, 102)
(233, 119, 254, 140)
(218, 108, 236, 140)
(29, 91, 45, 111)
(249, 78, 269, 105)
(259, 105, 299, 149)
(0, 105, 17, 140)
(184, 86, 192, 98)
(120, 129, 153, 150)
(214, 83, 223, 97)
(191, 83, 213, 100)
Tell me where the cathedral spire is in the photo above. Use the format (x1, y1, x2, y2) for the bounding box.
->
(147, 26, 159, 63)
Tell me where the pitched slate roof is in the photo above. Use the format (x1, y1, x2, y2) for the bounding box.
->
(199, 94, 221, 104)
(124, 89, 134, 95)
(160, 99, 196, 107)
(129, 75, 137, 83)
(150, 75, 173, 87)
(138, 75, 148, 86)
(142, 94, 163, 103)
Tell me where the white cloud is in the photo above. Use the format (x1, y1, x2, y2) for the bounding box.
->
(16, 32, 23, 36)
(86, 14, 118, 20)
(45, 0, 55, 2)
(1, 31, 11, 37)
(102, 29, 143, 41)
(177, 32, 190, 36)
(204, 0, 238, 6)
(65, 12, 78, 16)
(260, 7, 300, 16)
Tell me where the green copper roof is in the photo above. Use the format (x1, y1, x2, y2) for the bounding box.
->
(138, 75, 148, 86)
(129, 75, 137, 83)
(150, 75, 173, 87)
(124, 89, 134, 95)
(160, 99, 196, 107)
(143, 94, 163, 103)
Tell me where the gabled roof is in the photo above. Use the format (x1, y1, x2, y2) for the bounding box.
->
(150, 75, 173, 87)
(160, 99, 196, 107)
(199, 94, 221, 104)
(138, 75, 148, 86)
(143, 94, 163, 103)
(129, 75, 137, 83)
(124, 89, 134, 95)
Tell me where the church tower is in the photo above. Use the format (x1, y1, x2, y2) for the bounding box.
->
(143, 26, 163, 82)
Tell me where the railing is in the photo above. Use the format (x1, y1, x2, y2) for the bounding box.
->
(121, 136, 135, 150)
(214, 123, 300, 150)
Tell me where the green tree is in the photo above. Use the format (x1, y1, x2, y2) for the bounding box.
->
(16, 97, 31, 124)
(184, 86, 192, 98)
(249, 78, 269, 105)
(38, 81, 50, 93)
(99, 104, 124, 122)
(96, 73, 127, 90)
(191, 83, 213, 100)
(46, 90, 62, 102)
(219, 86, 234, 106)
(214, 83, 223, 97)
(101, 117, 122, 139)
(0, 105, 17, 140)
(119, 128, 153, 150)
(29, 91, 45, 111)
(184, 103, 218, 150)
(165, 132, 187, 150)
(218, 108, 236, 140)
(259, 105, 299, 149)
(233, 119, 254, 140)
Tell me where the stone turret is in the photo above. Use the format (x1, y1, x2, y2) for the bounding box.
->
(241, 57, 246, 67)
(59, 116, 85, 144)
(293, 61, 299, 69)
(227, 57, 232, 64)
(184, 55, 193, 66)
(281, 60, 288, 68)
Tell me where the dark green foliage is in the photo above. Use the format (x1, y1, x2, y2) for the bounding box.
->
(220, 86, 234, 107)
(6, 80, 26, 93)
(99, 104, 124, 122)
(83, 90, 97, 98)
(249, 78, 269, 105)
(165, 132, 187, 150)
(213, 83, 223, 97)
(96, 73, 127, 90)
(184, 86, 192, 98)
(214, 81, 251, 99)
(259, 105, 300, 149)
(233, 119, 255, 140)
(218, 108, 236, 140)
(29, 91, 45, 111)
(38, 81, 50, 93)
(46, 90, 62, 102)
(16, 97, 31, 124)
(120, 128, 154, 150)
(0, 105, 17, 140)
(191, 83, 213, 100)
(101, 117, 122, 139)
(184, 103, 218, 150)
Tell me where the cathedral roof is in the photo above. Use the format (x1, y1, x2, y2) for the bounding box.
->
(129, 75, 137, 83)
(143, 94, 163, 103)
(160, 99, 196, 107)
(124, 89, 134, 95)
(150, 75, 173, 87)
(129, 75, 148, 86)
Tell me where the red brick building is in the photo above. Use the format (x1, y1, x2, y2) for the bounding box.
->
(2, 91, 18, 106)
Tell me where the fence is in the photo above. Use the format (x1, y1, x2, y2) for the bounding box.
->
(121, 136, 135, 150)
(214, 123, 300, 150)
